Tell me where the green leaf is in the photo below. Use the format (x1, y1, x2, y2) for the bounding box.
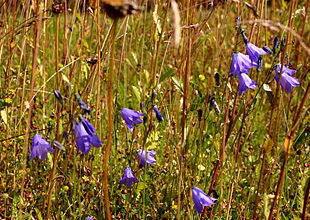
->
(1, 109, 7, 125)
(62, 74, 70, 84)
(132, 86, 141, 103)
(35, 208, 43, 220)
(172, 76, 183, 93)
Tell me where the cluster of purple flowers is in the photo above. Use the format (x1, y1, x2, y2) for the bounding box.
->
(231, 31, 300, 94)
(29, 26, 302, 219)
(119, 108, 159, 187)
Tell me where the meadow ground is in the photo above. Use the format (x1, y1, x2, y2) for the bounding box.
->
(0, 0, 309, 219)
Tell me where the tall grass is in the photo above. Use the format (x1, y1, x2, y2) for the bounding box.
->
(0, 1, 309, 219)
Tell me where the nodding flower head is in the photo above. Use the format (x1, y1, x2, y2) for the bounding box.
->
(120, 167, 138, 187)
(74, 118, 102, 154)
(75, 94, 91, 114)
(30, 134, 54, 160)
(273, 37, 279, 53)
(192, 187, 217, 214)
(121, 108, 145, 132)
(153, 105, 164, 122)
(263, 46, 273, 54)
(246, 43, 267, 63)
(230, 52, 257, 77)
(274, 64, 300, 93)
(238, 73, 257, 94)
(137, 149, 156, 167)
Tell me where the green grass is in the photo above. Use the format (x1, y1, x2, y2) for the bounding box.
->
(0, 1, 309, 219)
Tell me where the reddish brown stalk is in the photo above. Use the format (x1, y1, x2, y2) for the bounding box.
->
(225, 92, 239, 144)
(268, 81, 310, 219)
(254, 0, 265, 45)
(46, 12, 61, 219)
(202, 91, 231, 218)
(294, 0, 309, 67)
(249, 0, 260, 42)
(20, 0, 39, 204)
(103, 18, 118, 220)
(4, 0, 16, 89)
(302, 177, 310, 220)
(94, 0, 101, 129)
(62, 0, 68, 65)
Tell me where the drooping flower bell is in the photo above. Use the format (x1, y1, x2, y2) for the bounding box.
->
(153, 105, 164, 122)
(121, 108, 145, 132)
(74, 118, 102, 154)
(75, 94, 91, 114)
(230, 52, 257, 77)
(238, 73, 257, 94)
(246, 43, 267, 63)
(29, 134, 54, 160)
(263, 46, 273, 54)
(137, 149, 156, 167)
(240, 29, 268, 63)
(274, 64, 300, 93)
(273, 37, 280, 53)
(120, 167, 138, 187)
(192, 187, 217, 214)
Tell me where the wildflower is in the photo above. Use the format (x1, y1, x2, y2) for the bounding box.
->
(53, 140, 64, 150)
(246, 43, 267, 63)
(240, 29, 248, 44)
(230, 52, 256, 77)
(29, 134, 54, 160)
(86, 218, 93, 220)
(214, 72, 220, 87)
(238, 73, 257, 94)
(5, 97, 12, 104)
(75, 118, 102, 154)
(121, 108, 144, 132)
(274, 64, 300, 93)
(75, 93, 91, 114)
(153, 105, 164, 122)
(199, 74, 205, 81)
(137, 149, 156, 167)
(240, 30, 268, 63)
(257, 57, 262, 71)
(263, 46, 273, 54)
(120, 167, 138, 187)
(53, 90, 63, 105)
(273, 37, 279, 53)
(209, 97, 220, 115)
(192, 187, 217, 214)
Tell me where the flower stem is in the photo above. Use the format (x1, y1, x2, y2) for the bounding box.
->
(103, 18, 118, 220)
(46, 12, 61, 219)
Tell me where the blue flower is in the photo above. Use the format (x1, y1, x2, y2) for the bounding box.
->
(29, 134, 54, 160)
(137, 149, 156, 167)
(230, 52, 256, 77)
(120, 167, 138, 187)
(121, 108, 145, 132)
(53, 90, 63, 105)
(75, 94, 91, 114)
(86, 218, 93, 220)
(153, 105, 163, 122)
(246, 43, 267, 63)
(273, 37, 279, 53)
(192, 187, 217, 214)
(275, 64, 300, 93)
(75, 118, 102, 154)
(238, 73, 257, 94)
(263, 46, 273, 54)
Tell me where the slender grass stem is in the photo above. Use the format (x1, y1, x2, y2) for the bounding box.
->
(103, 18, 118, 220)
(46, 12, 61, 219)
